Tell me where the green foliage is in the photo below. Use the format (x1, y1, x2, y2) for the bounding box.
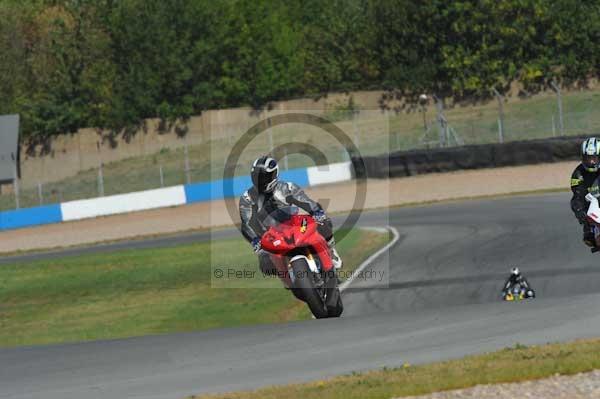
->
(1, 0, 600, 139)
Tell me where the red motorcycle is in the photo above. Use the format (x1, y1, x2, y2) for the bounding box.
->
(261, 213, 343, 318)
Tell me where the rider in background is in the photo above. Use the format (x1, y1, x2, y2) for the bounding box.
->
(239, 155, 342, 275)
(502, 267, 534, 297)
(570, 137, 600, 247)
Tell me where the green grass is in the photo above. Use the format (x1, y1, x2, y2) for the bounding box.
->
(3, 88, 599, 211)
(0, 228, 390, 347)
(191, 338, 600, 399)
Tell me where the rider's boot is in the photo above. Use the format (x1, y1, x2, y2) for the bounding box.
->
(328, 238, 343, 270)
(583, 224, 596, 247)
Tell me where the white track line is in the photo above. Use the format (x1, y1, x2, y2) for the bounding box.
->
(339, 226, 400, 293)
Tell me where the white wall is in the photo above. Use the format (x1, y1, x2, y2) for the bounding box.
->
(307, 162, 353, 186)
(61, 185, 186, 222)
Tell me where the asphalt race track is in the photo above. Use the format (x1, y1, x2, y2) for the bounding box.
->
(3, 192, 600, 399)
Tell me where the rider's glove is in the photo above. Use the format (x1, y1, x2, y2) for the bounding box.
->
(251, 237, 261, 253)
(313, 209, 327, 224)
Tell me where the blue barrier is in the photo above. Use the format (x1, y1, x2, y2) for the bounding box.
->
(184, 168, 309, 203)
(280, 168, 310, 187)
(0, 167, 313, 231)
(184, 175, 252, 203)
(0, 204, 63, 230)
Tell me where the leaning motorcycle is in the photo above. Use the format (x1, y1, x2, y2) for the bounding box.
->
(260, 210, 343, 319)
(586, 193, 600, 252)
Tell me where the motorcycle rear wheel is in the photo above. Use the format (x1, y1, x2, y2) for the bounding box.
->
(290, 258, 328, 319)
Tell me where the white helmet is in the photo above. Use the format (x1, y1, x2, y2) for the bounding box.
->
(581, 138, 600, 172)
(511, 267, 520, 276)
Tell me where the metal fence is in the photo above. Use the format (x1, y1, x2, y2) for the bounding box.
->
(1, 89, 599, 211)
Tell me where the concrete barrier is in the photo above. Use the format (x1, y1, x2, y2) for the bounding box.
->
(307, 162, 352, 186)
(61, 186, 187, 222)
(4, 133, 581, 231)
(0, 162, 354, 231)
(0, 204, 63, 230)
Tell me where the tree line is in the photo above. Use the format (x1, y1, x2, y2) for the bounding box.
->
(1, 0, 599, 139)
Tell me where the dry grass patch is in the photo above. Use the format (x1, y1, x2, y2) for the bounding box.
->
(190, 338, 600, 399)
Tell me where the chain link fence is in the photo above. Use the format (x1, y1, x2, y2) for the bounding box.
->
(2, 90, 599, 211)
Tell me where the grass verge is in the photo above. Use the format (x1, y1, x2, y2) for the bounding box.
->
(0, 228, 390, 348)
(191, 338, 600, 399)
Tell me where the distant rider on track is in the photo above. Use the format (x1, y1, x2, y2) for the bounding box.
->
(502, 267, 534, 298)
(238, 155, 342, 275)
(570, 137, 600, 247)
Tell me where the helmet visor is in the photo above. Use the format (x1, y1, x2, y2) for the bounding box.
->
(252, 169, 277, 193)
(583, 155, 599, 169)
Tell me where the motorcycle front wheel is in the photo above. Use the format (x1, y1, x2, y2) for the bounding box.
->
(326, 287, 343, 317)
(290, 258, 328, 319)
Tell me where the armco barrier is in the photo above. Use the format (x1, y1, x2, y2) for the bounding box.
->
(184, 175, 252, 204)
(184, 167, 311, 203)
(61, 185, 187, 222)
(354, 136, 584, 178)
(307, 162, 353, 186)
(0, 204, 63, 230)
(0, 162, 352, 231)
(0, 133, 579, 231)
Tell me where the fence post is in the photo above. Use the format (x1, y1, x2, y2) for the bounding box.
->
(159, 165, 164, 187)
(434, 95, 447, 147)
(267, 117, 274, 153)
(13, 161, 19, 209)
(342, 146, 351, 162)
(491, 88, 505, 143)
(38, 182, 43, 205)
(353, 110, 360, 148)
(550, 80, 565, 136)
(184, 142, 191, 184)
(497, 119, 503, 143)
(282, 147, 289, 170)
(98, 163, 105, 197)
(552, 115, 556, 137)
(420, 102, 428, 130)
(96, 141, 104, 197)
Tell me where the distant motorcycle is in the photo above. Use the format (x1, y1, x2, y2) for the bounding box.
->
(502, 283, 535, 301)
(260, 209, 343, 319)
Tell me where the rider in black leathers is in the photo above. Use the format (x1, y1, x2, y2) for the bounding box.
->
(239, 155, 342, 275)
(570, 137, 600, 247)
(502, 267, 534, 298)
